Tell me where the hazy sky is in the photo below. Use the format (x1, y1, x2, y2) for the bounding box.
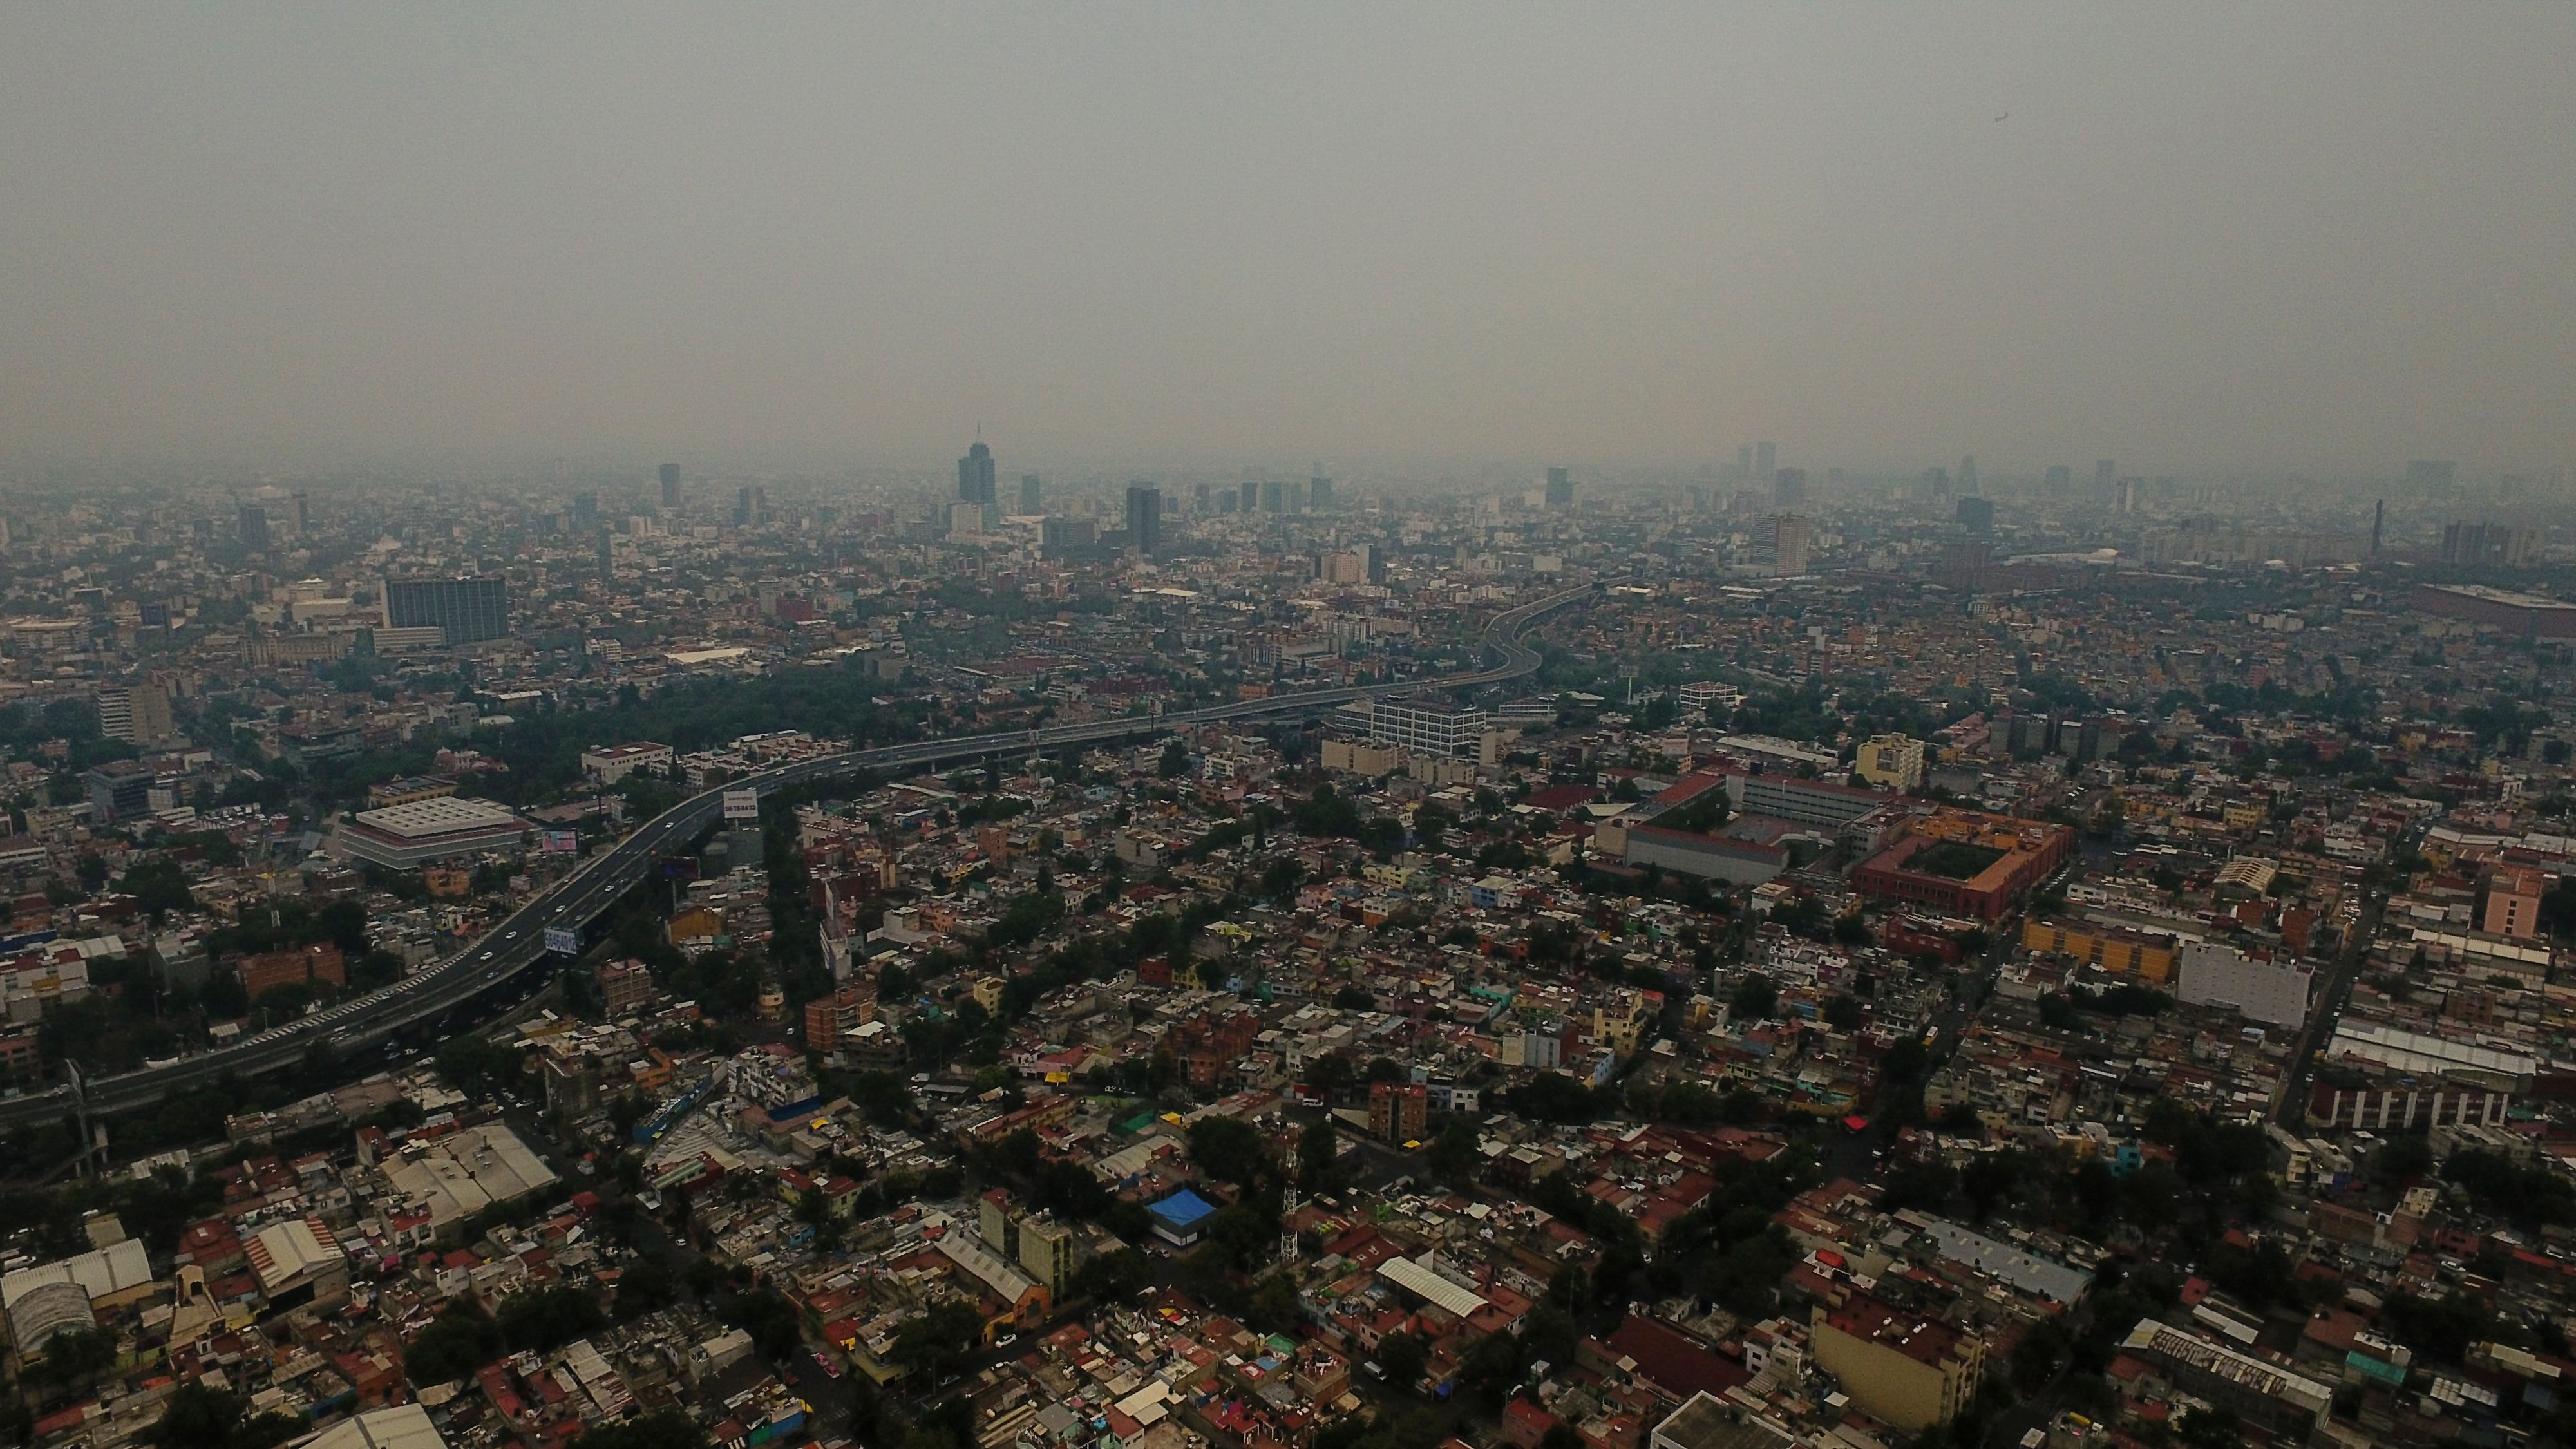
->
(2, 6, 2569, 478)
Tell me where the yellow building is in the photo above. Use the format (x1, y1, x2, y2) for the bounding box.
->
(2022, 920, 2179, 984)
(1810, 1289, 1985, 1432)
(1016, 1213, 1076, 1297)
(1591, 990, 1656, 1060)
(1855, 734, 1927, 791)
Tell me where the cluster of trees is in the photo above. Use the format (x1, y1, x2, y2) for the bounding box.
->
(405, 1285, 609, 1383)
(146, 1384, 305, 1449)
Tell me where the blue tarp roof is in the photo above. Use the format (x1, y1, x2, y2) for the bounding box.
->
(1149, 1188, 1218, 1228)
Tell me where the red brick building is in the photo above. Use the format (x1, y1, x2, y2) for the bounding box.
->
(239, 943, 345, 1001)
(1850, 810, 2074, 922)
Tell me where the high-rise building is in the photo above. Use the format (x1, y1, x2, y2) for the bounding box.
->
(1958, 455, 1978, 494)
(99, 682, 174, 747)
(2094, 460, 2117, 496)
(1124, 484, 1163, 556)
(292, 491, 312, 533)
(130, 681, 173, 746)
(734, 486, 753, 525)
(1368, 1081, 1428, 1144)
(1309, 471, 1334, 510)
(95, 687, 133, 746)
(571, 493, 599, 533)
(2441, 520, 2541, 569)
(1774, 468, 1807, 508)
(2044, 465, 2072, 495)
(238, 504, 270, 551)
(958, 441, 997, 507)
(1736, 443, 1754, 482)
(1193, 480, 1211, 511)
(1241, 480, 1260, 513)
(659, 463, 681, 509)
(384, 576, 510, 643)
(1544, 466, 1575, 509)
(1019, 475, 1043, 513)
(2407, 460, 2457, 493)
(1956, 496, 1994, 533)
(1755, 442, 1777, 484)
(1771, 515, 1811, 576)
(1261, 479, 1285, 513)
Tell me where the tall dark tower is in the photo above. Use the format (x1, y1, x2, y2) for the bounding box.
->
(1125, 484, 1163, 556)
(659, 463, 681, 509)
(958, 442, 997, 507)
(2371, 499, 2385, 556)
(1019, 475, 1043, 513)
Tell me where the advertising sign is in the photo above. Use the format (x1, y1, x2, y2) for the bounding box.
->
(722, 790, 760, 821)
(543, 926, 580, 955)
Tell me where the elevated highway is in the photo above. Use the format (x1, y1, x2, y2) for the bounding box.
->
(4, 585, 1592, 1132)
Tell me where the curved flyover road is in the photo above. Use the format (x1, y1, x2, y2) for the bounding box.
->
(4, 585, 1593, 1131)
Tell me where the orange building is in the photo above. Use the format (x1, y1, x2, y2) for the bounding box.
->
(1850, 810, 2074, 922)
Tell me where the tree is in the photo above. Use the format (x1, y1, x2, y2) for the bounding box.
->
(1188, 1115, 1269, 1187)
(1730, 972, 1777, 1020)
(1298, 1117, 1340, 1189)
(406, 1302, 504, 1384)
(891, 1299, 983, 1381)
(1375, 1329, 1428, 1389)
(147, 1384, 303, 1449)
(497, 1283, 609, 1352)
(571, 1411, 709, 1449)
(37, 1325, 118, 1386)
(1425, 1119, 1481, 1189)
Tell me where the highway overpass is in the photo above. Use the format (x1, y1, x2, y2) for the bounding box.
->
(3, 585, 1593, 1135)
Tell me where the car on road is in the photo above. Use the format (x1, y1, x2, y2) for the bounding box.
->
(812, 1352, 840, 1378)
(993, 1332, 1017, 1350)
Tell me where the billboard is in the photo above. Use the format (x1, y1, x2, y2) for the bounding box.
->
(543, 926, 580, 955)
(541, 829, 580, 853)
(722, 790, 760, 821)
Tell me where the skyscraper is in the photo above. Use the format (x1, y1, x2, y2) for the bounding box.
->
(1774, 468, 1807, 508)
(1958, 455, 1978, 493)
(958, 441, 997, 507)
(571, 493, 599, 533)
(1241, 480, 1260, 514)
(292, 490, 312, 533)
(1956, 496, 1994, 533)
(1020, 475, 1043, 514)
(659, 462, 681, 509)
(1544, 467, 1575, 508)
(1309, 470, 1334, 510)
(1125, 484, 1163, 556)
(1261, 479, 1285, 513)
(238, 504, 269, 551)
(385, 576, 510, 643)
(2407, 460, 2457, 493)
(1755, 442, 1777, 484)
(1736, 443, 1753, 482)
(2094, 460, 2117, 497)
(1771, 516, 1810, 576)
(735, 486, 753, 525)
